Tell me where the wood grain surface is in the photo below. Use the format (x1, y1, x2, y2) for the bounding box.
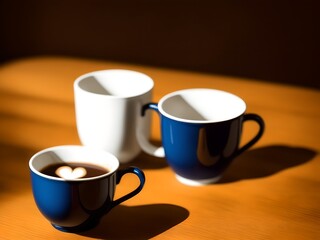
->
(0, 57, 319, 240)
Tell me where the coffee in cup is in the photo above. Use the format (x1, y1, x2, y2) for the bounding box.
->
(29, 145, 145, 232)
(40, 162, 109, 179)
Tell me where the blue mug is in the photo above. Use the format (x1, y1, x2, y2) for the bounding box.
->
(140, 89, 264, 186)
(29, 145, 145, 232)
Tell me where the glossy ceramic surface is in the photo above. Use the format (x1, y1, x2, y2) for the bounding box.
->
(74, 70, 153, 163)
(29, 145, 145, 232)
(142, 89, 264, 185)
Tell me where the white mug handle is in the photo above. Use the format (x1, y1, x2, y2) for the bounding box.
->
(137, 103, 165, 158)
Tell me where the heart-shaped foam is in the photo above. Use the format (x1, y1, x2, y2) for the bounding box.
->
(55, 166, 87, 179)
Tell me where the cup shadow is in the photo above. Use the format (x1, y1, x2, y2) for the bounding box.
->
(78, 76, 112, 95)
(218, 145, 317, 183)
(122, 142, 168, 170)
(163, 95, 207, 121)
(79, 204, 189, 240)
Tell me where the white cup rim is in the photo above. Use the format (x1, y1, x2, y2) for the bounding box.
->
(74, 69, 154, 99)
(29, 145, 119, 182)
(158, 88, 247, 123)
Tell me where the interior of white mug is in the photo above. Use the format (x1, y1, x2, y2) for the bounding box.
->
(76, 69, 154, 97)
(29, 145, 119, 181)
(159, 89, 246, 123)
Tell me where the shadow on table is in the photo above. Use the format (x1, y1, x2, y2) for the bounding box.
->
(218, 145, 317, 183)
(122, 142, 168, 170)
(80, 203, 189, 240)
(0, 143, 34, 199)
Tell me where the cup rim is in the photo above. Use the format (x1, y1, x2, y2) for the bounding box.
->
(74, 69, 154, 99)
(29, 145, 119, 182)
(158, 88, 247, 124)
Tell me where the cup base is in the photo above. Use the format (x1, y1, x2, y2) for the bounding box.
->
(52, 218, 99, 233)
(175, 174, 222, 186)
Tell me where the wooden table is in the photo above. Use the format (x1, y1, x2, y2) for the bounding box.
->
(0, 57, 319, 240)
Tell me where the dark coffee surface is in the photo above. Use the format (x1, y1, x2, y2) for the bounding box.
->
(40, 162, 109, 178)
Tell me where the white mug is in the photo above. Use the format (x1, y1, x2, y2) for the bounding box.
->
(74, 69, 154, 163)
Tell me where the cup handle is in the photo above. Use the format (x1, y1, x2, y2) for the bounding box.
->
(138, 103, 165, 158)
(235, 113, 265, 157)
(111, 167, 145, 207)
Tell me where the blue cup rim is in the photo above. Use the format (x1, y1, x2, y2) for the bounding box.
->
(157, 88, 247, 124)
(29, 145, 119, 182)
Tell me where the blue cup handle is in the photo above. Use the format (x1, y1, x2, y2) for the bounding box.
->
(234, 113, 265, 157)
(74, 167, 145, 232)
(140, 103, 265, 160)
(139, 103, 165, 157)
(111, 167, 146, 207)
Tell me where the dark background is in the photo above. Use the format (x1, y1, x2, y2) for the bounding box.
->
(0, 0, 318, 88)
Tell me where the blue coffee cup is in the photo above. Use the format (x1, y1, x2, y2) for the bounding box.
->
(140, 89, 264, 186)
(29, 145, 145, 232)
